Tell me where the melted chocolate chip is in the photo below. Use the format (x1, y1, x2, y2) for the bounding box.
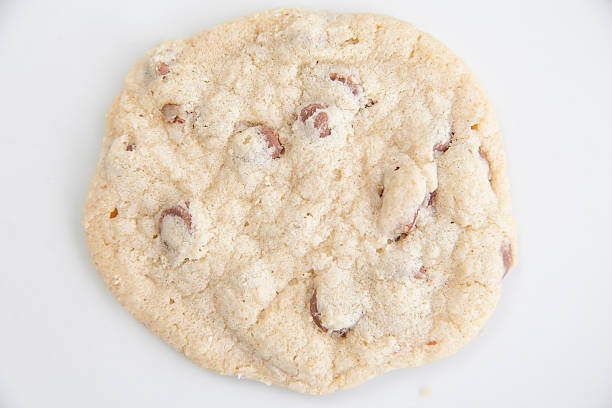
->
(300, 103, 328, 122)
(364, 99, 377, 108)
(309, 289, 349, 337)
(433, 141, 450, 152)
(156, 62, 170, 76)
(161, 104, 185, 124)
(394, 210, 419, 241)
(313, 111, 331, 138)
(427, 191, 436, 207)
(414, 266, 427, 280)
(258, 125, 284, 159)
(434, 131, 454, 153)
(300, 104, 331, 138)
(329, 73, 361, 96)
(158, 203, 192, 235)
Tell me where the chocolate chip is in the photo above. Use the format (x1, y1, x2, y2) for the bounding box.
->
(126, 144, 135, 151)
(394, 210, 419, 241)
(434, 141, 450, 152)
(300, 103, 331, 138)
(300, 103, 327, 122)
(434, 131, 454, 153)
(329, 72, 361, 96)
(257, 125, 284, 159)
(161, 103, 185, 124)
(501, 241, 513, 278)
(414, 266, 427, 280)
(309, 289, 349, 337)
(313, 111, 331, 138)
(156, 62, 170, 76)
(158, 203, 192, 235)
(427, 191, 436, 207)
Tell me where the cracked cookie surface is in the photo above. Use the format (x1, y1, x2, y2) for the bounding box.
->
(83, 8, 516, 394)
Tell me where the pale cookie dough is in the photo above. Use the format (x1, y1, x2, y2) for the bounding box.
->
(83, 8, 516, 394)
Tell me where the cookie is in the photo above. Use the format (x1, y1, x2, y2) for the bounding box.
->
(83, 8, 516, 394)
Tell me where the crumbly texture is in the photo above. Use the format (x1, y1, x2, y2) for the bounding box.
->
(83, 8, 516, 394)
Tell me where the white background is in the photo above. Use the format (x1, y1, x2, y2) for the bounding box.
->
(1, 0, 611, 406)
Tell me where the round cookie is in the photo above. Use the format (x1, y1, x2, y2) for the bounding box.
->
(83, 8, 516, 394)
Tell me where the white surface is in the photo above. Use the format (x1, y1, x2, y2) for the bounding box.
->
(1, 0, 611, 406)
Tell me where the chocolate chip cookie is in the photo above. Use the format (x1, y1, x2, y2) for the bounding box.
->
(83, 8, 516, 394)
